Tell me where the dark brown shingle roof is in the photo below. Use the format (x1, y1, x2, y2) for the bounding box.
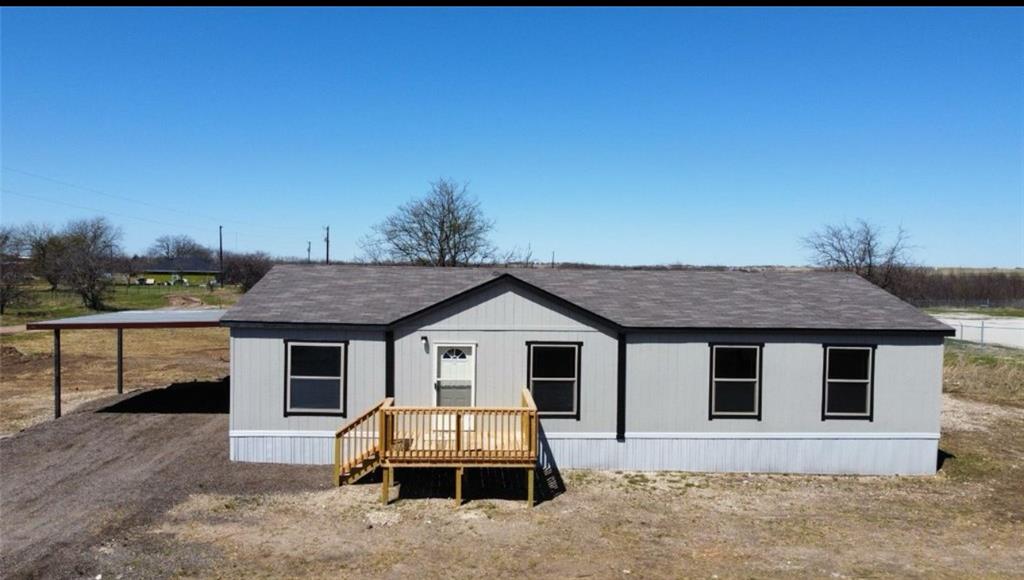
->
(221, 264, 951, 333)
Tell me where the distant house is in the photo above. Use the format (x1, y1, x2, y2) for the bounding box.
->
(142, 256, 220, 284)
(143, 256, 217, 273)
(220, 265, 952, 480)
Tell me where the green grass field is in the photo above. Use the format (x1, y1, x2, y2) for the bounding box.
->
(136, 272, 219, 285)
(0, 283, 241, 326)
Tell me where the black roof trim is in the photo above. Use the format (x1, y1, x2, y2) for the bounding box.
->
(622, 326, 955, 337)
(221, 321, 387, 331)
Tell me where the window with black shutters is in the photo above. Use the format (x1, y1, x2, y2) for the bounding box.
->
(285, 342, 346, 415)
(527, 343, 580, 417)
(823, 346, 873, 420)
(709, 345, 761, 419)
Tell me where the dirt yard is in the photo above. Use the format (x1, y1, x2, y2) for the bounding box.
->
(0, 327, 228, 436)
(2, 339, 1023, 578)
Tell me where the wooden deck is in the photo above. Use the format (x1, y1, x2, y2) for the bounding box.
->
(333, 389, 540, 506)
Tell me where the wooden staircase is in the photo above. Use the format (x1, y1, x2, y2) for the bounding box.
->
(333, 398, 392, 486)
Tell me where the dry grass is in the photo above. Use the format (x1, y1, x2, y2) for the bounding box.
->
(943, 339, 1024, 408)
(152, 433, 1023, 578)
(0, 327, 227, 436)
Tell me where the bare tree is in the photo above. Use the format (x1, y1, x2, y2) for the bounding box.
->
(801, 220, 913, 290)
(360, 178, 497, 266)
(21, 223, 66, 291)
(111, 254, 146, 286)
(222, 251, 273, 292)
(0, 226, 33, 315)
(497, 244, 535, 267)
(147, 234, 213, 261)
(61, 217, 123, 309)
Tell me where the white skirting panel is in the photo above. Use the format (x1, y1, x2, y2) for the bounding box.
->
(230, 431, 335, 465)
(541, 434, 939, 475)
(230, 431, 939, 475)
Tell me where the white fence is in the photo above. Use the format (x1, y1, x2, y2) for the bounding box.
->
(933, 317, 1024, 350)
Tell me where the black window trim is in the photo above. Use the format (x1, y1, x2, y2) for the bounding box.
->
(708, 342, 764, 421)
(526, 340, 583, 420)
(283, 339, 349, 418)
(821, 344, 876, 422)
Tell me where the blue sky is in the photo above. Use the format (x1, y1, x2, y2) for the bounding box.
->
(2, 8, 1021, 266)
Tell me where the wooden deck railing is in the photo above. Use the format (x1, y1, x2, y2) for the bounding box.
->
(334, 389, 540, 485)
(333, 397, 393, 485)
(381, 388, 539, 466)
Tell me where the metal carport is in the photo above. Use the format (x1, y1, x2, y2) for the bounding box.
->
(25, 309, 227, 418)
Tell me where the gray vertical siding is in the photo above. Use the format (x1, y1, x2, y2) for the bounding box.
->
(229, 327, 386, 433)
(392, 280, 619, 435)
(625, 332, 943, 435)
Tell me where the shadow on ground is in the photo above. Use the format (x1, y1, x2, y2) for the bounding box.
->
(937, 448, 956, 471)
(349, 423, 567, 505)
(99, 377, 229, 414)
(378, 467, 562, 505)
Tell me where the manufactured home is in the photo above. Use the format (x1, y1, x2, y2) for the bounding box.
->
(221, 265, 952, 497)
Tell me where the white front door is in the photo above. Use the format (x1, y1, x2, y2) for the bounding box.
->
(434, 344, 475, 430)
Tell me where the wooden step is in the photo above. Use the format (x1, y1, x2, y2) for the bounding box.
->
(340, 453, 381, 485)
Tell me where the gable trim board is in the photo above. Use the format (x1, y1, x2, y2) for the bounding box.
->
(391, 273, 623, 333)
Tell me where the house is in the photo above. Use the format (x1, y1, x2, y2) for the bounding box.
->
(142, 256, 221, 285)
(220, 264, 953, 494)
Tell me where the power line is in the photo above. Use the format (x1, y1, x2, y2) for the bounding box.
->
(2, 187, 314, 249)
(1, 187, 212, 233)
(1, 166, 313, 231)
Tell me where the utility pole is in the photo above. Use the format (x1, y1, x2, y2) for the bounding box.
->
(218, 225, 224, 282)
(324, 226, 330, 265)
(306, 241, 311, 263)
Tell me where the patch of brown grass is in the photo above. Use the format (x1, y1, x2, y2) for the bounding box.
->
(944, 339, 1024, 408)
(155, 452, 1024, 578)
(0, 327, 227, 436)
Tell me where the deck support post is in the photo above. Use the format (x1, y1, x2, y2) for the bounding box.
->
(53, 329, 61, 419)
(526, 468, 534, 507)
(332, 435, 342, 486)
(381, 465, 392, 505)
(116, 328, 124, 394)
(454, 467, 464, 506)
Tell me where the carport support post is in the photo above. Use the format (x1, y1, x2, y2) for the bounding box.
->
(116, 328, 124, 395)
(53, 329, 61, 419)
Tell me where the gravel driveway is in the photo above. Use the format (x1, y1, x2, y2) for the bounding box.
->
(0, 379, 329, 578)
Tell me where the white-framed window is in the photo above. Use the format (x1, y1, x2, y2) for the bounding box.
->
(527, 342, 581, 417)
(285, 341, 346, 416)
(709, 344, 761, 419)
(823, 346, 874, 420)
